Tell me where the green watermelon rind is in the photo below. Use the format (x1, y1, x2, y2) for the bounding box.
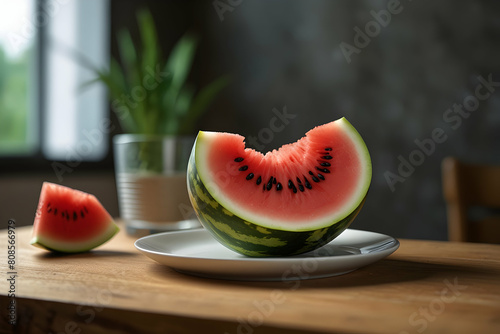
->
(193, 117, 372, 232)
(188, 158, 364, 257)
(30, 221, 119, 253)
(187, 124, 369, 257)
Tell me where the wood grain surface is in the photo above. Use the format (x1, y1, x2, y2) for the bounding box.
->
(1, 224, 500, 334)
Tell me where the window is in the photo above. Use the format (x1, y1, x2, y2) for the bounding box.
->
(0, 0, 37, 156)
(43, 0, 110, 161)
(0, 0, 110, 163)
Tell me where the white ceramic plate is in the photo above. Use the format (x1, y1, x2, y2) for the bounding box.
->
(135, 228, 399, 281)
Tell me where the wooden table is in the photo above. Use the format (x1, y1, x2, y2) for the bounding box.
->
(1, 225, 500, 334)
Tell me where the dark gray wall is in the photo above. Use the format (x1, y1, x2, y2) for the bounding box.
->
(117, 0, 500, 240)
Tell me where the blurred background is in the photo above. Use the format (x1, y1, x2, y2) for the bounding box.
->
(0, 0, 499, 240)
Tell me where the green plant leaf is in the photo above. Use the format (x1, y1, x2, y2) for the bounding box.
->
(166, 33, 197, 90)
(162, 84, 195, 134)
(136, 8, 163, 133)
(117, 29, 139, 89)
(78, 77, 104, 92)
(110, 99, 138, 134)
(77, 59, 125, 97)
(109, 58, 128, 95)
(110, 58, 151, 133)
(178, 75, 231, 135)
(71, 6, 230, 137)
(175, 85, 195, 117)
(160, 33, 198, 131)
(137, 8, 159, 80)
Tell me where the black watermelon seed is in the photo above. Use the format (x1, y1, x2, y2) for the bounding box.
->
(324, 147, 332, 151)
(47, 207, 52, 213)
(296, 177, 302, 184)
(311, 176, 320, 182)
(316, 167, 330, 173)
(246, 173, 254, 180)
(317, 173, 325, 180)
(298, 184, 305, 192)
(263, 183, 266, 191)
(273, 177, 277, 184)
(308, 171, 314, 176)
(47, 202, 51, 207)
(304, 178, 312, 189)
(73, 211, 77, 221)
(256, 176, 262, 185)
(292, 185, 297, 193)
(80, 210, 85, 218)
(61, 211, 65, 218)
(288, 180, 294, 189)
(234, 157, 244, 162)
(239, 165, 248, 171)
(54, 208, 58, 215)
(83, 206, 88, 213)
(320, 162, 331, 167)
(266, 177, 273, 191)
(276, 182, 283, 191)
(66, 211, 70, 221)
(321, 155, 332, 160)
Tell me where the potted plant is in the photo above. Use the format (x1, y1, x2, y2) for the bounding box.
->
(89, 9, 228, 235)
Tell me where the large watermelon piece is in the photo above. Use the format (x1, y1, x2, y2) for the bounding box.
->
(187, 117, 371, 257)
(31, 182, 119, 253)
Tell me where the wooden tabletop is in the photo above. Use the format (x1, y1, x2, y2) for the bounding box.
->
(1, 224, 500, 334)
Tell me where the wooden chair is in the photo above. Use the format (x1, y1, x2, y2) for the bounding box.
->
(442, 157, 500, 243)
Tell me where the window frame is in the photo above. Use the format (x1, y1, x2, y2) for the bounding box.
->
(0, 0, 115, 174)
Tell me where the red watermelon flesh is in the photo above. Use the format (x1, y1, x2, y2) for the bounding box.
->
(31, 182, 119, 252)
(195, 118, 371, 231)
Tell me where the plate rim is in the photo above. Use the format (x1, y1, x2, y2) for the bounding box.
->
(134, 228, 400, 262)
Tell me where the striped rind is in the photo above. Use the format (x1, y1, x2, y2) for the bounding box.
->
(30, 220, 119, 253)
(187, 147, 365, 257)
(335, 117, 372, 221)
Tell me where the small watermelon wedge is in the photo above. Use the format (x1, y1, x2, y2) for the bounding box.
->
(31, 182, 119, 253)
(187, 117, 371, 257)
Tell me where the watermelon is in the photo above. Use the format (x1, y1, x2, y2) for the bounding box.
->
(31, 182, 119, 253)
(187, 117, 371, 257)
